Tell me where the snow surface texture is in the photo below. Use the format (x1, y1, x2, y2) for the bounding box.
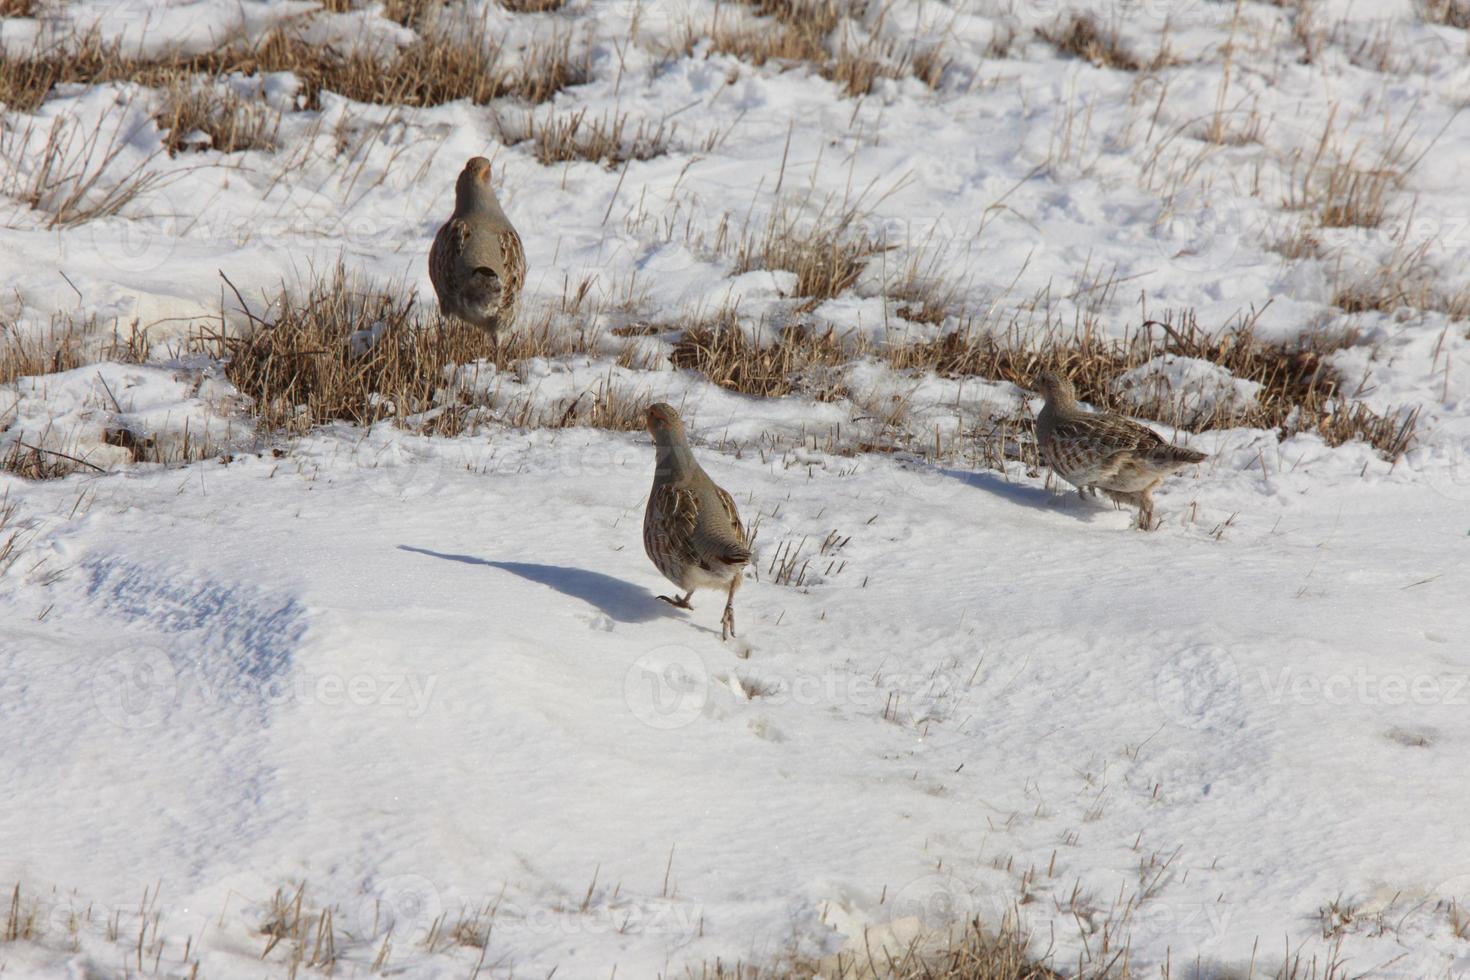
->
(2, 0, 1470, 977)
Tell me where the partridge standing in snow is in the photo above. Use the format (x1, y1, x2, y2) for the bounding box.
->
(1035, 371, 1207, 529)
(643, 403, 751, 640)
(429, 156, 526, 336)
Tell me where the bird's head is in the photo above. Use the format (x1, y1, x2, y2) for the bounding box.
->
(1036, 370, 1077, 405)
(645, 402, 685, 440)
(455, 156, 498, 207)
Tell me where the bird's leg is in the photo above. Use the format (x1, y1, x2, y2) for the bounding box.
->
(1136, 491, 1156, 531)
(657, 591, 694, 610)
(721, 576, 741, 641)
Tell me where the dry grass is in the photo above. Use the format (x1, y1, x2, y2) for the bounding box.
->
(0, 25, 588, 115)
(0, 100, 175, 227)
(693, 0, 947, 97)
(1416, 0, 1470, 27)
(498, 0, 568, 10)
(0, 316, 93, 384)
(521, 108, 674, 167)
(1039, 14, 1142, 72)
(686, 919, 1067, 978)
(1329, 241, 1470, 321)
(733, 201, 891, 306)
(157, 77, 280, 155)
(660, 299, 1415, 458)
(1284, 110, 1417, 229)
(381, 0, 445, 29)
(0, 0, 36, 16)
(203, 266, 644, 436)
(671, 307, 848, 400)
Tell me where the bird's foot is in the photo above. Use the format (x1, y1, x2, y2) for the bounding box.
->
(657, 593, 694, 610)
(720, 605, 737, 641)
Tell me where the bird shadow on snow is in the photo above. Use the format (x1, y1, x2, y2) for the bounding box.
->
(397, 545, 667, 623)
(935, 468, 1102, 523)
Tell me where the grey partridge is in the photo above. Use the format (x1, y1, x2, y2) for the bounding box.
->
(642, 403, 751, 640)
(1035, 371, 1207, 529)
(429, 156, 526, 336)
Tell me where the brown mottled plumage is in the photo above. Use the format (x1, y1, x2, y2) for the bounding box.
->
(642, 403, 750, 640)
(429, 157, 526, 336)
(1035, 371, 1207, 529)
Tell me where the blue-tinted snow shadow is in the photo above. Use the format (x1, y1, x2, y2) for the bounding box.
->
(397, 545, 667, 624)
(936, 468, 1100, 523)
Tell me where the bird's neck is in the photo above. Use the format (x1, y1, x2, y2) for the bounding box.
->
(653, 436, 699, 484)
(457, 194, 508, 222)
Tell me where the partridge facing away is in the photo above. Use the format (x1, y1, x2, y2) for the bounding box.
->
(1035, 371, 1207, 529)
(643, 403, 751, 640)
(429, 156, 526, 336)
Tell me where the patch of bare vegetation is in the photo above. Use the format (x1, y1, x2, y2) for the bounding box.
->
(1284, 112, 1418, 229)
(0, 0, 36, 16)
(687, 918, 1067, 978)
(157, 77, 280, 155)
(204, 266, 644, 436)
(1416, 0, 1470, 28)
(1329, 243, 1470, 321)
(671, 306, 848, 400)
(498, 0, 568, 11)
(0, 25, 589, 115)
(0, 316, 92, 384)
(657, 291, 1415, 458)
(519, 108, 674, 167)
(690, 0, 948, 97)
(1039, 13, 1142, 71)
(0, 101, 174, 227)
(733, 201, 891, 306)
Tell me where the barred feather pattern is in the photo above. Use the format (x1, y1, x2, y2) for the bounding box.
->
(428, 158, 526, 335)
(643, 483, 749, 592)
(1039, 412, 1205, 494)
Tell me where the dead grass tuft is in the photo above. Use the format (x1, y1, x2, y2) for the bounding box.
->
(0, 316, 93, 384)
(1040, 14, 1141, 72)
(889, 310, 1414, 456)
(497, 0, 569, 11)
(157, 77, 281, 155)
(0, 0, 35, 16)
(0, 25, 588, 115)
(671, 307, 849, 400)
(1415, 0, 1470, 27)
(662, 297, 1414, 458)
(381, 0, 446, 29)
(1284, 110, 1416, 229)
(735, 202, 891, 305)
(693, 0, 947, 97)
(522, 108, 674, 168)
(686, 918, 1064, 978)
(204, 266, 626, 436)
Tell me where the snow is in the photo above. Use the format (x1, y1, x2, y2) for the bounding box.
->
(2, 0, 1470, 977)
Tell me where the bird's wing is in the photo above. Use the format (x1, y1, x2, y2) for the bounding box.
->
(647, 483, 704, 572)
(497, 228, 525, 318)
(693, 484, 750, 566)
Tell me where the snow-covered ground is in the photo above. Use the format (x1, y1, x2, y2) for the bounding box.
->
(2, 0, 1470, 976)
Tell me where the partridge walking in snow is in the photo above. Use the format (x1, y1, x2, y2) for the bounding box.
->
(429, 156, 526, 336)
(643, 403, 751, 640)
(1035, 371, 1207, 529)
